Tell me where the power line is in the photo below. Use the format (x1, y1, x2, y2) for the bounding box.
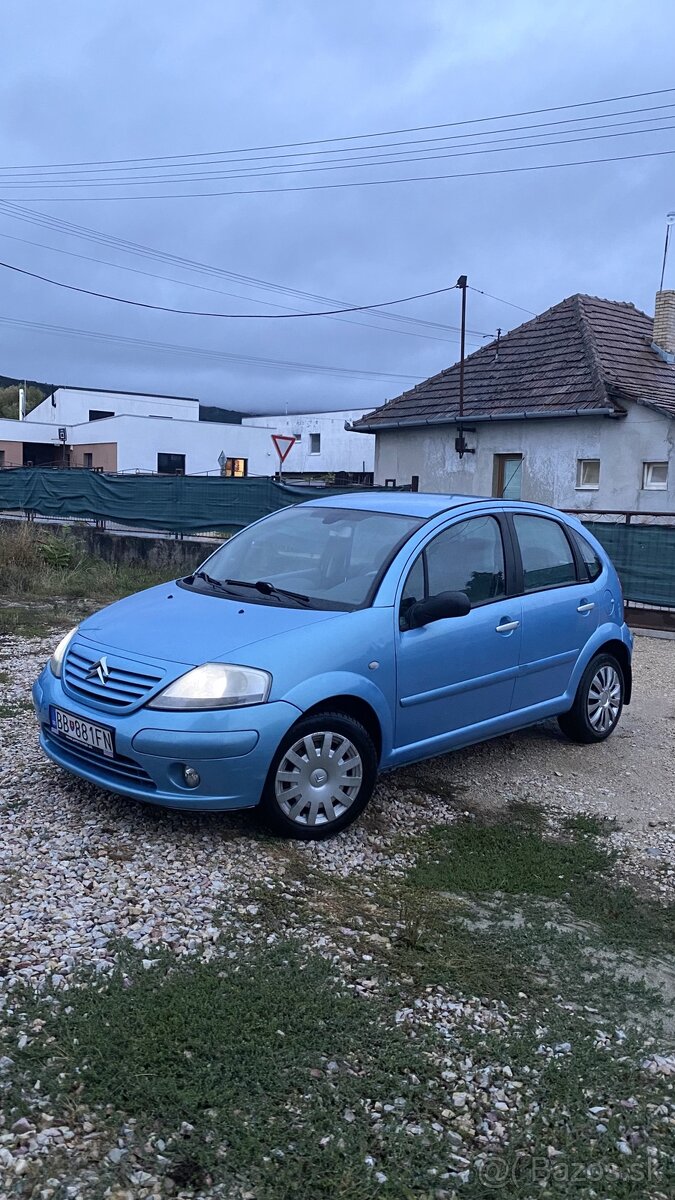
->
(468, 286, 537, 316)
(3, 86, 674, 171)
(6, 147, 673, 201)
(0, 313, 437, 380)
(0, 201, 469, 337)
(0, 228, 468, 343)
(2, 104, 674, 180)
(0, 260, 460, 318)
(2, 121, 674, 191)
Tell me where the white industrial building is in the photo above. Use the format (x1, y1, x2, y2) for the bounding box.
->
(0, 387, 374, 480)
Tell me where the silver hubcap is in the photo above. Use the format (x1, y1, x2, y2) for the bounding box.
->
(275, 731, 363, 827)
(587, 664, 621, 733)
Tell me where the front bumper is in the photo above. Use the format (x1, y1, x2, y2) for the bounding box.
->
(32, 668, 302, 811)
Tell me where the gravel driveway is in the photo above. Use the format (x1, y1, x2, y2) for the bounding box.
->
(1, 629, 673, 995)
(3, 628, 672, 1200)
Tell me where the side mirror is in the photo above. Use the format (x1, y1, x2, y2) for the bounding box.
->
(408, 590, 471, 628)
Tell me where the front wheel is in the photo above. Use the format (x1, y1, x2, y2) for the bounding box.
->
(261, 711, 378, 839)
(558, 653, 624, 744)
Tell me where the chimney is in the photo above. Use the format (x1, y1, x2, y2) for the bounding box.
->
(652, 290, 675, 363)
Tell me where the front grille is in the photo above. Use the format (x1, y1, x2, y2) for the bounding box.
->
(63, 642, 164, 710)
(44, 725, 156, 790)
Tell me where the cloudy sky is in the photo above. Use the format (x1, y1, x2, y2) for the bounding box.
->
(0, 0, 673, 414)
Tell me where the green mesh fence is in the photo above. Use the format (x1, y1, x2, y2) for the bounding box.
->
(1, 470, 673, 608)
(583, 521, 675, 608)
(0, 469, 363, 535)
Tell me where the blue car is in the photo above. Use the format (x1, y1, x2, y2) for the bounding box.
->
(33, 493, 632, 839)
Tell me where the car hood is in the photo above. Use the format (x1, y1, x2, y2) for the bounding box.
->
(78, 581, 342, 666)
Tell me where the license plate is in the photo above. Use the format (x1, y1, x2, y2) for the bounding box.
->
(50, 706, 115, 758)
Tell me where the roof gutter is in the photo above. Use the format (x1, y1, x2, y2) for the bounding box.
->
(348, 406, 624, 433)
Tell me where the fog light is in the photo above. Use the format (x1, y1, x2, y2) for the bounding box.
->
(183, 766, 200, 788)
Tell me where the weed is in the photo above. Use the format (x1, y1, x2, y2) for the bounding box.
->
(0, 523, 171, 602)
(562, 812, 621, 837)
(409, 817, 675, 953)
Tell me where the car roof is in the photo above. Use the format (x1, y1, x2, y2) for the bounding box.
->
(303, 491, 571, 520)
(304, 491, 473, 517)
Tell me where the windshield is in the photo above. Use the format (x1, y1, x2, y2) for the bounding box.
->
(189, 505, 422, 610)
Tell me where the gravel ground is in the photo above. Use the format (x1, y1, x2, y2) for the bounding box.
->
(0, 629, 673, 995)
(0, 627, 674, 1197)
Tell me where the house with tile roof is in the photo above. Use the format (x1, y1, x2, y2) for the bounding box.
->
(352, 290, 675, 513)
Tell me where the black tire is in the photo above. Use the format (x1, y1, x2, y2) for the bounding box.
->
(260, 711, 378, 840)
(558, 652, 624, 744)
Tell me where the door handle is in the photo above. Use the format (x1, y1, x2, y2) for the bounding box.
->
(577, 601, 595, 613)
(495, 619, 520, 633)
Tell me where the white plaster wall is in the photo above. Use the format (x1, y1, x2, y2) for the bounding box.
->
(243, 410, 374, 473)
(372, 401, 675, 513)
(27, 388, 200, 425)
(59, 415, 276, 475)
(0, 417, 61, 447)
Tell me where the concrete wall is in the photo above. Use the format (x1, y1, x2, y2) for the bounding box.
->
(244, 409, 374, 474)
(373, 400, 675, 513)
(28, 388, 200, 426)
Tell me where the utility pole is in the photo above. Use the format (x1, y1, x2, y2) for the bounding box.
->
(454, 275, 474, 458)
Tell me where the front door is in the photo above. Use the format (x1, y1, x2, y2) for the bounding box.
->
(395, 515, 522, 753)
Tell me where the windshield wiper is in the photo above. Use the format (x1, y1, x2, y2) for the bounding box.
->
(184, 569, 228, 591)
(224, 578, 311, 605)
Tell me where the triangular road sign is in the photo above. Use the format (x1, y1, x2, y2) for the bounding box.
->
(272, 434, 296, 464)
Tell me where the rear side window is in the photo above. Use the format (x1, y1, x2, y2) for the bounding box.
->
(575, 533, 603, 581)
(424, 516, 506, 605)
(513, 515, 577, 592)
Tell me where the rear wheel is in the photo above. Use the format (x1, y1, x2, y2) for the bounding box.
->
(261, 711, 378, 839)
(558, 653, 624, 744)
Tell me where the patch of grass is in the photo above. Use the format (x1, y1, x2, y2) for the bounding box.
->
(410, 819, 612, 898)
(0, 606, 61, 637)
(562, 812, 621, 837)
(5, 938, 673, 1200)
(409, 817, 675, 953)
(7, 945, 438, 1197)
(0, 523, 172, 602)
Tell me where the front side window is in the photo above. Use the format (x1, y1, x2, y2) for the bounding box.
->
(426, 516, 506, 605)
(513, 515, 577, 592)
(576, 458, 600, 490)
(642, 461, 668, 490)
(400, 517, 505, 628)
(197, 506, 422, 610)
(400, 554, 426, 628)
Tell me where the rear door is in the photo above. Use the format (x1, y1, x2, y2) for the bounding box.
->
(395, 513, 522, 750)
(509, 513, 601, 710)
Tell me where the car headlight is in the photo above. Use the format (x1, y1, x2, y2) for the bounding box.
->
(50, 627, 78, 678)
(147, 663, 272, 711)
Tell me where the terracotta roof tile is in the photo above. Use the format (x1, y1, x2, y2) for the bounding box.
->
(353, 294, 675, 429)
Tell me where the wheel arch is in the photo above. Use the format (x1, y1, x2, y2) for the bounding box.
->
(597, 638, 633, 705)
(296, 695, 383, 762)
